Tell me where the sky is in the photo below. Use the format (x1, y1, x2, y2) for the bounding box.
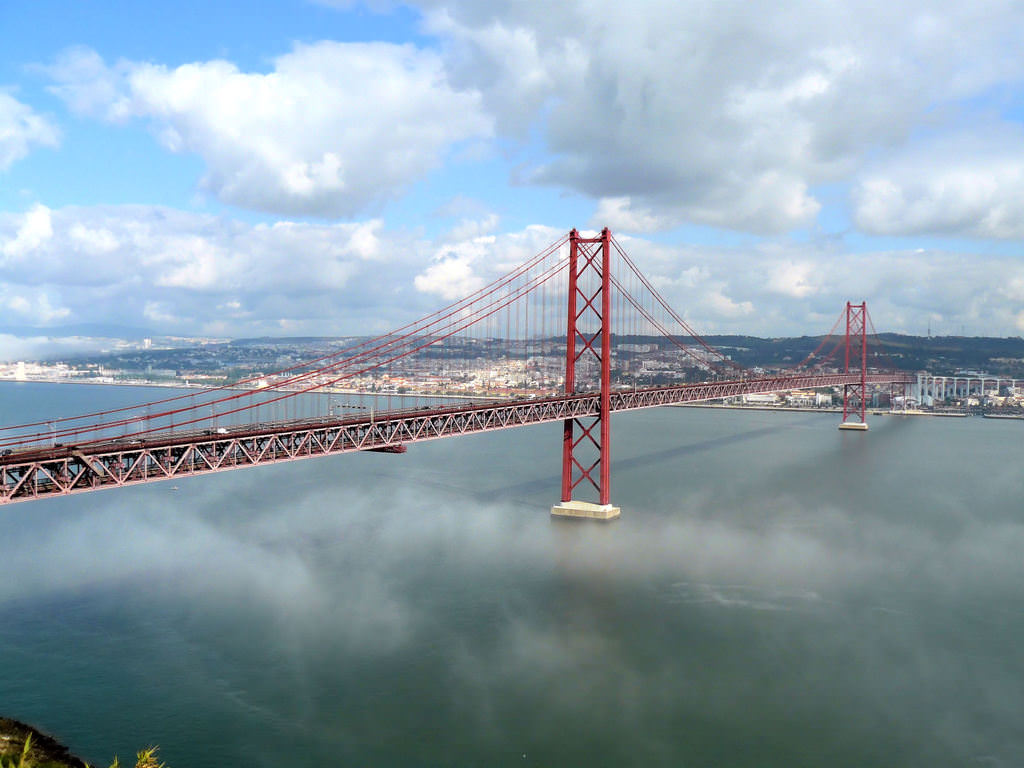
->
(2, 0, 1024, 348)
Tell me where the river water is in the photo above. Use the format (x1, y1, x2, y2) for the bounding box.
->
(0, 382, 1022, 767)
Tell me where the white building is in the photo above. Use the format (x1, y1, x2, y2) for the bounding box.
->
(742, 393, 779, 405)
(785, 391, 816, 407)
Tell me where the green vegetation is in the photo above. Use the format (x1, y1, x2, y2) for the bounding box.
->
(0, 732, 164, 768)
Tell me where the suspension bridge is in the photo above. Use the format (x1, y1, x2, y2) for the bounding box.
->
(0, 229, 913, 515)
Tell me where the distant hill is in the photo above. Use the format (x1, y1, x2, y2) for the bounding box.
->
(44, 331, 1024, 379)
(702, 334, 1024, 376)
(230, 336, 358, 346)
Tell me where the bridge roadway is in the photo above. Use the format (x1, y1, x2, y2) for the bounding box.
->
(0, 372, 911, 505)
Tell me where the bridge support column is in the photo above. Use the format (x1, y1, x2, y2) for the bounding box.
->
(552, 227, 620, 521)
(839, 301, 869, 431)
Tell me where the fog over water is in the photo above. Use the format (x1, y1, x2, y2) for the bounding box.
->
(1, 383, 1022, 766)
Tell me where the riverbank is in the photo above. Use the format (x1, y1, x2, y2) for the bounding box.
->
(671, 403, 844, 414)
(0, 717, 85, 767)
(670, 403, 994, 418)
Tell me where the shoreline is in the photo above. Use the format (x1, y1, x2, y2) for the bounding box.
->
(0, 716, 86, 768)
(671, 403, 992, 418)
(3, 378, 1020, 419)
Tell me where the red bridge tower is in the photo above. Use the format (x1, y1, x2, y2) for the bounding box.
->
(839, 301, 869, 431)
(551, 228, 621, 520)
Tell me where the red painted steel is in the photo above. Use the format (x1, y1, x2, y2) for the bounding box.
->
(0, 371, 912, 506)
(561, 229, 579, 502)
(599, 229, 612, 505)
(0, 229, 914, 508)
(842, 301, 868, 423)
(560, 227, 613, 505)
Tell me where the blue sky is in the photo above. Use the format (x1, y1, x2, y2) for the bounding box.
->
(2, 0, 1024, 351)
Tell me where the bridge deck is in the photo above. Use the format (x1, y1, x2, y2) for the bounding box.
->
(0, 373, 911, 505)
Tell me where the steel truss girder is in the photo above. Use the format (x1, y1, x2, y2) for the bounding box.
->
(0, 371, 912, 505)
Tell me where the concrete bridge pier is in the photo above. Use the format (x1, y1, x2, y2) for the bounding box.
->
(838, 420, 869, 431)
(551, 500, 621, 520)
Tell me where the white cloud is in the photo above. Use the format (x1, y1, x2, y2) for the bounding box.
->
(767, 261, 819, 299)
(706, 289, 754, 319)
(418, 0, 1024, 234)
(414, 243, 487, 300)
(447, 213, 499, 241)
(0, 204, 433, 336)
(43, 46, 134, 122)
(37, 4, 1024, 238)
(69, 223, 120, 255)
(613, 234, 1024, 337)
(853, 129, 1024, 239)
(2, 204, 1024, 344)
(1, 289, 70, 324)
(46, 43, 492, 217)
(142, 300, 182, 326)
(0, 92, 60, 171)
(1, 203, 53, 258)
(414, 223, 563, 301)
(590, 197, 671, 234)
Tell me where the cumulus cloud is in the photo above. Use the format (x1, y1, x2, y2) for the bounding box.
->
(1, 203, 1023, 345)
(1, 203, 53, 258)
(767, 260, 820, 299)
(410, 218, 1024, 337)
(0, 91, 60, 171)
(0, 204, 434, 337)
(418, 0, 1024, 233)
(589, 197, 672, 234)
(43, 46, 134, 122)
(69, 222, 120, 255)
(414, 242, 487, 300)
(853, 129, 1024, 238)
(35, 4, 1024, 236)
(414, 223, 562, 300)
(615, 234, 1024, 336)
(46, 43, 492, 217)
(2, 290, 70, 324)
(446, 213, 500, 242)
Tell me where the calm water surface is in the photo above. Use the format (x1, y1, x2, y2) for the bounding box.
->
(1, 382, 1022, 766)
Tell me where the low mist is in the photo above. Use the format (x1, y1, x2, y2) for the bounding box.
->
(1, 410, 1021, 765)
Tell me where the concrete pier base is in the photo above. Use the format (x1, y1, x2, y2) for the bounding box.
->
(838, 421, 869, 431)
(550, 500, 621, 521)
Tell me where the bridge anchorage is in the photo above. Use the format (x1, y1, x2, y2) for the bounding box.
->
(0, 228, 912, 511)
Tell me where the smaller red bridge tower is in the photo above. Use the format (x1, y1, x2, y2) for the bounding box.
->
(839, 301, 869, 431)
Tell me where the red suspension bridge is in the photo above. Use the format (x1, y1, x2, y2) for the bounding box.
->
(0, 229, 912, 514)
